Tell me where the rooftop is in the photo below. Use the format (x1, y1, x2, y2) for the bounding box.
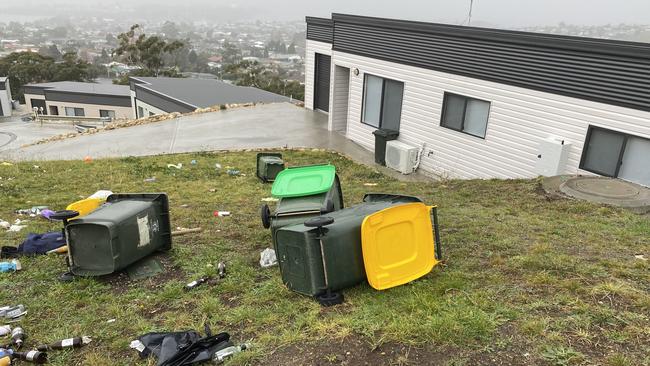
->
(131, 77, 290, 108)
(24, 81, 130, 97)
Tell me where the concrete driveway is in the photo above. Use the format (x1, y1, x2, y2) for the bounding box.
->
(0, 120, 75, 153)
(0, 103, 376, 165)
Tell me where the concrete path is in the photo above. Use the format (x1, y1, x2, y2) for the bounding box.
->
(0, 103, 430, 182)
(0, 120, 75, 153)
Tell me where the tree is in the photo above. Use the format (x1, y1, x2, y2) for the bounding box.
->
(114, 24, 184, 77)
(221, 41, 241, 65)
(188, 50, 198, 65)
(0, 52, 93, 102)
(287, 42, 296, 54)
(161, 21, 180, 39)
(223, 61, 304, 101)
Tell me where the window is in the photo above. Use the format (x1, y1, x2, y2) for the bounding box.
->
(361, 74, 404, 131)
(440, 93, 490, 138)
(99, 110, 116, 119)
(65, 107, 84, 117)
(149, 112, 155, 117)
(49, 106, 59, 116)
(137, 106, 144, 118)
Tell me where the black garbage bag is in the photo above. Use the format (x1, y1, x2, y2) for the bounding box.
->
(132, 326, 231, 366)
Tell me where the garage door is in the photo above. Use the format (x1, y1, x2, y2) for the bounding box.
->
(314, 53, 331, 112)
(580, 126, 650, 187)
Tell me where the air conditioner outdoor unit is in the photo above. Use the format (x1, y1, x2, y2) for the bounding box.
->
(385, 140, 419, 174)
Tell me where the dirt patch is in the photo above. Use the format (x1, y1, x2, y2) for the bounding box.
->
(262, 334, 456, 366)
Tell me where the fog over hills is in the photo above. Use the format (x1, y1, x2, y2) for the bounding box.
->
(3, 0, 650, 27)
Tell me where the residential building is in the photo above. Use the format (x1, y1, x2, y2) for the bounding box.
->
(0, 77, 12, 117)
(305, 14, 650, 187)
(24, 82, 133, 119)
(128, 77, 290, 118)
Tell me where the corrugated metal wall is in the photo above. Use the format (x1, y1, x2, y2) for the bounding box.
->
(333, 50, 650, 180)
(306, 17, 334, 43)
(331, 14, 650, 113)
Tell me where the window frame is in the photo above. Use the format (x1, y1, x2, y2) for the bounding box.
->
(360, 73, 404, 130)
(579, 125, 629, 177)
(99, 109, 115, 119)
(439, 92, 491, 139)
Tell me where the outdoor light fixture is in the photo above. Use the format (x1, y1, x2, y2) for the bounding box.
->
(353, 68, 360, 76)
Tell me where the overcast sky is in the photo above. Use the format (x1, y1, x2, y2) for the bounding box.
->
(6, 0, 650, 27)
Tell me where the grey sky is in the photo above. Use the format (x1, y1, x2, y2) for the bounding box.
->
(6, 0, 650, 26)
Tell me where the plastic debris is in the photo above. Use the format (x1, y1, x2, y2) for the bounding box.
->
(0, 260, 21, 272)
(0, 221, 9, 230)
(167, 163, 183, 169)
(635, 254, 647, 261)
(83, 156, 92, 163)
(190, 159, 198, 165)
(107, 319, 116, 323)
(215, 163, 222, 169)
(260, 248, 277, 268)
(0, 305, 27, 322)
(89, 190, 113, 200)
(8, 225, 26, 232)
(363, 183, 379, 186)
(40, 209, 55, 220)
(0, 325, 10, 337)
(226, 169, 240, 176)
(213, 343, 249, 363)
(0, 162, 13, 166)
(143, 177, 157, 182)
(261, 197, 279, 202)
(213, 211, 231, 217)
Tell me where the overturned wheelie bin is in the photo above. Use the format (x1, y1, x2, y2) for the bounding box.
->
(260, 164, 343, 250)
(53, 193, 172, 278)
(275, 194, 441, 306)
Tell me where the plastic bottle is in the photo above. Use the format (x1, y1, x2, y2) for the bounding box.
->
(184, 277, 209, 290)
(213, 211, 231, 217)
(213, 344, 249, 363)
(0, 260, 21, 273)
(0, 326, 10, 337)
(36, 336, 91, 351)
(11, 350, 47, 364)
(10, 327, 25, 349)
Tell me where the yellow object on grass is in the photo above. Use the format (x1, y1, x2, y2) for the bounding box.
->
(361, 203, 440, 290)
(66, 197, 104, 218)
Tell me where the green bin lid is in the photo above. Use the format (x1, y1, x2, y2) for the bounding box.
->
(271, 164, 336, 198)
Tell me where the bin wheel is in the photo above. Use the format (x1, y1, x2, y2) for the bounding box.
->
(50, 210, 80, 221)
(58, 271, 75, 282)
(304, 216, 334, 228)
(316, 291, 344, 307)
(260, 204, 271, 229)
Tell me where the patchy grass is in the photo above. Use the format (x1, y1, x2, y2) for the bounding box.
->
(0, 150, 649, 365)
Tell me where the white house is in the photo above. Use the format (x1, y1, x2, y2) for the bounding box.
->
(0, 77, 12, 117)
(304, 14, 650, 187)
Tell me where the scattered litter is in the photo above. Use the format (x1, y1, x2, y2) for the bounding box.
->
(226, 169, 240, 176)
(33, 165, 40, 169)
(635, 254, 647, 261)
(107, 319, 116, 324)
(143, 177, 156, 182)
(11, 326, 25, 348)
(0, 220, 9, 229)
(83, 156, 93, 163)
(0, 162, 13, 166)
(185, 276, 209, 290)
(171, 227, 202, 236)
(261, 197, 279, 202)
(215, 163, 222, 169)
(89, 190, 113, 200)
(0, 259, 21, 272)
(214, 343, 249, 364)
(213, 211, 231, 217)
(15, 206, 48, 216)
(260, 248, 277, 268)
(37, 336, 92, 351)
(363, 183, 379, 186)
(167, 163, 183, 169)
(40, 209, 55, 220)
(190, 159, 198, 165)
(0, 305, 27, 322)
(131, 327, 233, 365)
(8, 224, 26, 232)
(0, 325, 10, 337)
(18, 232, 65, 255)
(208, 188, 216, 192)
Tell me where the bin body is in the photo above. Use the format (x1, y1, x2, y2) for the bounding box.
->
(372, 129, 399, 166)
(269, 175, 343, 251)
(66, 193, 171, 276)
(275, 194, 421, 296)
(256, 153, 284, 183)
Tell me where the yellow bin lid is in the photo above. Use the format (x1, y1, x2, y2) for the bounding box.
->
(361, 203, 439, 290)
(66, 197, 105, 218)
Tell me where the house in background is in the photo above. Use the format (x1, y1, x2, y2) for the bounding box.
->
(305, 14, 650, 187)
(128, 77, 290, 118)
(0, 77, 12, 117)
(24, 82, 133, 119)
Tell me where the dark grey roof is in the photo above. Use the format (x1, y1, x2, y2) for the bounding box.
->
(23, 81, 130, 96)
(131, 77, 290, 108)
(0, 77, 7, 83)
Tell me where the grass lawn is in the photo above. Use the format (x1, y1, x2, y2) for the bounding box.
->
(0, 150, 648, 366)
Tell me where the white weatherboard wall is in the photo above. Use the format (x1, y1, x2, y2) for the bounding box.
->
(135, 99, 168, 117)
(330, 50, 650, 180)
(328, 65, 350, 132)
(304, 40, 332, 111)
